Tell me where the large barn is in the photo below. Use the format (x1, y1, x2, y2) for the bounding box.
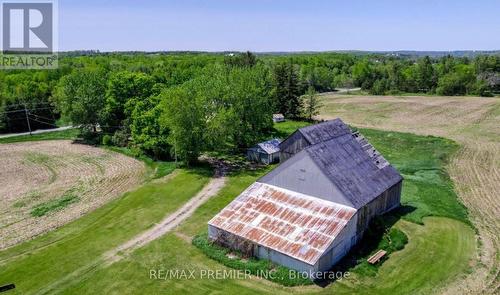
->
(208, 119, 403, 276)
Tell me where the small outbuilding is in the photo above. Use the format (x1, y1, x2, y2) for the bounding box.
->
(246, 139, 281, 164)
(272, 113, 285, 123)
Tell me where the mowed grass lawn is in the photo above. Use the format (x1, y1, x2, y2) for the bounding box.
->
(322, 218, 475, 295)
(0, 168, 211, 294)
(13, 122, 476, 294)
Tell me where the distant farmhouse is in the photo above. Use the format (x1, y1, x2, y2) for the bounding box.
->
(247, 138, 281, 164)
(208, 119, 403, 276)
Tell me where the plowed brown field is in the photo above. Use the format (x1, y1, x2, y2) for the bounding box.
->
(0, 140, 146, 249)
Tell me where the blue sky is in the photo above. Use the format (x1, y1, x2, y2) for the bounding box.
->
(59, 0, 500, 52)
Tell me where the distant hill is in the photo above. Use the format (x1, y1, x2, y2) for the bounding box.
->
(367, 50, 500, 58)
(58, 50, 500, 58)
(257, 50, 500, 58)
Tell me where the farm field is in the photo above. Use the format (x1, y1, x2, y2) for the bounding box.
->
(0, 121, 477, 294)
(0, 166, 211, 294)
(319, 94, 500, 294)
(0, 140, 146, 249)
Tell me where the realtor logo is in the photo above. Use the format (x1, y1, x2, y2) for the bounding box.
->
(1, 0, 57, 68)
(2, 1, 53, 51)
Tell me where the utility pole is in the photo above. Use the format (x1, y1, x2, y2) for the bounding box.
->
(174, 133, 178, 167)
(24, 104, 32, 135)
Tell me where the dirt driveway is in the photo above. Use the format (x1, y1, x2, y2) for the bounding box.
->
(104, 174, 226, 264)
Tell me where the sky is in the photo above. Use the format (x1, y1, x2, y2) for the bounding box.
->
(59, 0, 500, 52)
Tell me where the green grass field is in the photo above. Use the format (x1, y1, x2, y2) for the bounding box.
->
(103, 145, 177, 179)
(0, 122, 476, 294)
(322, 217, 475, 295)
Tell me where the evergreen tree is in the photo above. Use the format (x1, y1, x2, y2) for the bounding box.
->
(302, 86, 322, 121)
(272, 62, 288, 114)
(272, 60, 301, 118)
(285, 61, 302, 118)
(416, 56, 436, 92)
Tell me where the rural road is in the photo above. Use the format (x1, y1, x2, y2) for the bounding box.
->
(317, 88, 361, 96)
(104, 174, 227, 264)
(0, 126, 74, 139)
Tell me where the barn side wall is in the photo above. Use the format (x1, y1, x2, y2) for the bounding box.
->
(208, 225, 257, 256)
(208, 225, 315, 274)
(279, 131, 310, 162)
(270, 152, 280, 163)
(315, 213, 358, 272)
(355, 180, 402, 237)
(256, 245, 315, 274)
(247, 149, 278, 165)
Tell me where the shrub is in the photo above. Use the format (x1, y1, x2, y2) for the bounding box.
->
(192, 233, 312, 286)
(112, 129, 129, 147)
(102, 134, 112, 146)
(79, 126, 102, 145)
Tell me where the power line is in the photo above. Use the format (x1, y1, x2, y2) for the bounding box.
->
(4, 117, 27, 121)
(0, 109, 25, 114)
(24, 104, 32, 135)
(28, 114, 54, 124)
(27, 116, 58, 127)
(1, 101, 53, 108)
(30, 112, 56, 122)
(0, 106, 54, 115)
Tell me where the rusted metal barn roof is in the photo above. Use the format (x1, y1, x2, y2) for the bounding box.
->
(208, 182, 356, 265)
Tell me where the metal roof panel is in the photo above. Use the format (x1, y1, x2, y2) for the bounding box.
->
(208, 182, 356, 265)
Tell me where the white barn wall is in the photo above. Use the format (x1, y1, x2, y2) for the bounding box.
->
(315, 213, 358, 271)
(256, 246, 315, 274)
(208, 224, 315, 274)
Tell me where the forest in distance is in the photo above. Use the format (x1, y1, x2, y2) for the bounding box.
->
(0, 51, 499, 163)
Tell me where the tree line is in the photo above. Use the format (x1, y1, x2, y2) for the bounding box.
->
(0, 52, 498, 164)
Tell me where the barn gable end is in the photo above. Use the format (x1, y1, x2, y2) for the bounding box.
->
(258, 150, 354, 207)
